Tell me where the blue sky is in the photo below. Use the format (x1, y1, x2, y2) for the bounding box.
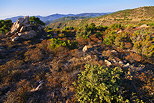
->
(0, 0, 154, 19)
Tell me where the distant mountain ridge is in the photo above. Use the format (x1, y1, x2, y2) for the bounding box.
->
(4, 13, 110, 23)
(49, 6, 154, 29)
(50, 16, 89, 24)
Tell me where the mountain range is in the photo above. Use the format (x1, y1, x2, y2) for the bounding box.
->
(5, 13, 110, 24)
(49, 6, 154, 28)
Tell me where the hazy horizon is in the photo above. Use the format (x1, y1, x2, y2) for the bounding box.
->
(0, 0, 154, 19)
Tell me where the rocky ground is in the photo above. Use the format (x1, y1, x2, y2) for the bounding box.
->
(0, 37, 153, 102)
(0, 17, 153, 103)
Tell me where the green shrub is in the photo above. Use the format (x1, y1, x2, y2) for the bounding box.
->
(131, 93, 144, 103)
(85, 23, 96, 33)
(0, 20, 12, 34)
(29, 16, 45, 26)
(111, 24, 123, 29)
(74, 64, 129, 103)
(0, 29, 4, 34)
(147, 23, 154, 26)
(61, 29, 76, 37)
(97, 25, 108, 31)
(62, 26, 74, 30)
(76, 23, 96, 39)
(131, 30, 154, 57)
(49, 38, 77, 49)
(133, 40, 154, 57)
(114, 33, 131, 48)
(76, 31, 92, 39)
(103, 31, 117, 45)
(76, 23, 107, 39)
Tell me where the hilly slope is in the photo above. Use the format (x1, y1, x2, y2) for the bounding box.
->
(49, 6, 154, 29)
(50, 16, 89, 23)
(0, 9, 153, 102)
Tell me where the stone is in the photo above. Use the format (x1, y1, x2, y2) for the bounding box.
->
(119, 61, 124, 65)
(10, 22, 21, 33)
(30, 81, 43, 92)
(135, 24, 149, 30)
(23, 16, 29, 24)
(111, 50, 118, 55)
(111, 50, 117, 53)
(18, 17, 25, 24)
(83, 55, 92, 60)
(18, 16, 29, 25)
(139, 24, 149, 28)
(10, 16, 30, 34)
(8, 16, 44, 41)
(19, 30, 37, 39)
(124, 63, 130, 67)
(104, 60, 112, 66)
(18, 33, 22, 36)
(117, 29, 123, 33)
(19, 26, 26, 32)
(82, 45, 92, 52)
(112, 59, 116, 63)
(12, 36, 19, 41)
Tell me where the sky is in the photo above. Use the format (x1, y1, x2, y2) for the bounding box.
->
(0, 0, 154, 19)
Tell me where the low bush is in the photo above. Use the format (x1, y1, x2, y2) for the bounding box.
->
(76, 23, 107, 39)
(29, 16, 45, 26)
(76, 30, 92, 39)
(62, 26, 74, 30)
(0, 20, 12, 34)
(74, 64, 129, 103)
(131, 30, 154, 57)
(114, 33, 131, 49)
(103, 31, 117, 45)
(49, 38, 78, 49)
(111, 24, 123, 29)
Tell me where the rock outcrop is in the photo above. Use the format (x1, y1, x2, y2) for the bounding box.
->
(7, 16, 44, 41)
